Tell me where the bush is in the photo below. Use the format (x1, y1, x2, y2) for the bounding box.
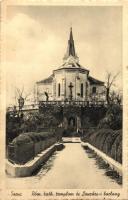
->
(98, 104, 122, 130)
(81, 128, 95, 142)
(111, 131, 122, 162)
(102, 130, 119, 156)
(12, 134, 33, 145)
(96, 129, 113, 151)
(26, 132, 42, 142)
(81, 128, 122, 164)
(11, 131, 56, 146)
(117, 141, 122, 163)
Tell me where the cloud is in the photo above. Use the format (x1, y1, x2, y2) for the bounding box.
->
(6, 13, 64, 105)
(5, 7, 122, 106)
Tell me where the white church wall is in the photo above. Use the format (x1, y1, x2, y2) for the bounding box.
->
(37, 83, 53, 101)
(54, 69, 88, 101)
(65, 70, 76, 100)
(75, 72, 88, 100)
(54, 69, 65, 100)
(36, 28, 106, 103)
(89, 84, 106, 101)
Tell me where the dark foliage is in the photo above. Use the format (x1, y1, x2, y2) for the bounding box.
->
(98, 104, 122, 130)
(6, 109, 62, 145)
(81, 129, 122, 163)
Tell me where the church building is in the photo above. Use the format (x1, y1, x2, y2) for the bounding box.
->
(36, 28, 105, 102)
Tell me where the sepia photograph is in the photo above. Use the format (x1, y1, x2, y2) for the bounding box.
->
(1, 2, 128, 199)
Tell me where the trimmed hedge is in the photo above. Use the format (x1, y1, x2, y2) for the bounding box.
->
(8, 128, 63, 164)
(12, 131, 55, 145)
(111, 133, 122, 162)
(12, 134, 33, 145)
(81, 129, 122, 163)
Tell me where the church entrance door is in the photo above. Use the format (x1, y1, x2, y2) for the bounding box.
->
(67, 116, 77, 136)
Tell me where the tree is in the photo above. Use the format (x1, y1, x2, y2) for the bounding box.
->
(109, 90, 122, 105)
(105, 72, 120, 105)
(15, 86, 31, 112)
(98, 104, 122, 130)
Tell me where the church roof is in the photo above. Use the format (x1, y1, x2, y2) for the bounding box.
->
(37, 74, 53, 84)
(36, 28, 104, 86)
(55, 60, 89, 73)
(88, 76, 104, 85)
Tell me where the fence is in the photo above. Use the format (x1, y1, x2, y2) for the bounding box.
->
(39, 100, 106, 107)
(7, 101, 107, 113)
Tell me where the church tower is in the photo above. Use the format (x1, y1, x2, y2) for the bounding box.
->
(36, 27, 105, 102)
(63, 27, 79, 63)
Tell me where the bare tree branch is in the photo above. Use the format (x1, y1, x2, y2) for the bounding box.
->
(109, 72, 120, 88)
(21, 85, 24, 97)
(105, 71, 120, 105)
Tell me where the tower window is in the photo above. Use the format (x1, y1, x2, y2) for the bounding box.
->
(81, 83, 83, 97)
(58, 83, 61, 97)
(92, 86, 96, 94)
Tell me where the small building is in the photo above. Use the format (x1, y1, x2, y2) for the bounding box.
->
(36, 28, 105, 102)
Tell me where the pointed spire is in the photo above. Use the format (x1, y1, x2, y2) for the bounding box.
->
(63, 27, 79, 62)
(68, 27, 75, 56)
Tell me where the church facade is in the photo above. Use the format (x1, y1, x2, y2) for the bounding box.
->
(36, 28, 105, 102)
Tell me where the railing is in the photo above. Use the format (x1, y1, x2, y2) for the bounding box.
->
(7, 101, 107, 112)
(7, 104, 39, 112)
(39, 100, 106, 107)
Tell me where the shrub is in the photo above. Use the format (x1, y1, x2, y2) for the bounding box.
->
(11, 130, 56, 146)
(96, 129, 113, 151)
(81, 128, 122, 164)
(111, 131, 122, 162)
(26, 132, 42, 142)
(102, 130, 119, 156)
(81, 128, 95, 142)
(117, 141, 122, 163)
(98, 104, 122, 130)
(12, 134, 33, 145)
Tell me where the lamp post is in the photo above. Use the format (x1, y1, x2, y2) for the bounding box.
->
(18, 96, 24, 113)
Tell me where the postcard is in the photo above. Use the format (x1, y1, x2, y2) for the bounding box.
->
(0, 0, 128, 199)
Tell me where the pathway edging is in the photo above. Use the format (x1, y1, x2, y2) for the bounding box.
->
(81, 142, 122, 176)
(6, 143, 58, 177)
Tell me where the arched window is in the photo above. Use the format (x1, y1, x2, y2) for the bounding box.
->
(58, 83, 61, 97)
(86, 82, 88, 97)
(81, 83, 83, 97)
(92, 86, 96, 94)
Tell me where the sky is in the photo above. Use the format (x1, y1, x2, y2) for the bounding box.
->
(6, 6, 122, 106)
